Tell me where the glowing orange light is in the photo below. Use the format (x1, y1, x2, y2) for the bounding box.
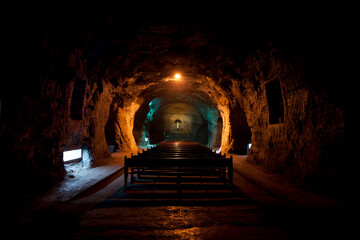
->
(174, 74, 181, 79)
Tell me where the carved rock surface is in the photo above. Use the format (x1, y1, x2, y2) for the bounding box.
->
(2, 8, 347, 195)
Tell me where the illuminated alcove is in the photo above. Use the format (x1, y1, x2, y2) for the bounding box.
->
(133, 93, 222, 149)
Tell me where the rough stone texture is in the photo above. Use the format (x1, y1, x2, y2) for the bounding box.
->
(231, 47, 345, 191)
(2, 8, 348, 195)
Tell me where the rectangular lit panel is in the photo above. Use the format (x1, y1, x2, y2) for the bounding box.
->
(63, 149, 82, 162)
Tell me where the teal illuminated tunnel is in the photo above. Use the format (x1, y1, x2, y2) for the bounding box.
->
(104, 74, 252, 154)
(133, 89, 222, 149)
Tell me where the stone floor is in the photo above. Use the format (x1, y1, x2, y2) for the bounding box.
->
(10, 168, 351, 239)
(72, 205, 290, 239)
(7, 151, 351, 239)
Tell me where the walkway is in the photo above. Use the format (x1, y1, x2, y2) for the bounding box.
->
(9, 141, 350, 239)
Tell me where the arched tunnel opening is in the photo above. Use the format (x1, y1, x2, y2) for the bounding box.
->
(105, 75, 231, 152)
(136, 99, 222, 147)
(138, 101, 214, 146)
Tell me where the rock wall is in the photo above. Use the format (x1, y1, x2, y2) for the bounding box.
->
(230, 47, 345, 190)
(3, 14, 348, 196)
(1, 35, 116, 189)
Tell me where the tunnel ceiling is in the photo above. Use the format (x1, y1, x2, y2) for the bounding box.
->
(37, 5, 339, 154)
(39, 3, 322, 107)
(97, 15, 241, 151)
(77, 10, 252, 153)
(138, 80, 218, 109)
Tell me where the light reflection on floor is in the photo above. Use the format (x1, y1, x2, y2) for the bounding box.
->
(71, 204, 291, 239)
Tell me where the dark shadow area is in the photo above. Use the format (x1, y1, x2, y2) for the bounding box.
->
(95, 185, 253, 208)
(263, 205, 352, 239)
(265, 80, 284, 124)
(70, 79, 86, 120)
(105, 101, 118, 150)
(95, 187, 256, 208)
(230, 103, 251, 154)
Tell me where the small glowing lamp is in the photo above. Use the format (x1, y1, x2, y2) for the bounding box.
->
(216, 147, 222, 154)
(174, 74, 181, 79)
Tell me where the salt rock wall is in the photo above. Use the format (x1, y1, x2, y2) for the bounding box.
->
(229, 47, 345, 189)
(1, 36, 115, 188)
(3, 14, 348, 196)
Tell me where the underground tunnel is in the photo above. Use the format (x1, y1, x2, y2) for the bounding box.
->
(2, 5, 353, 239)
(102, 72, 237, 156)
(5, 8, 348, 196)
(107, 77, 230, 151)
